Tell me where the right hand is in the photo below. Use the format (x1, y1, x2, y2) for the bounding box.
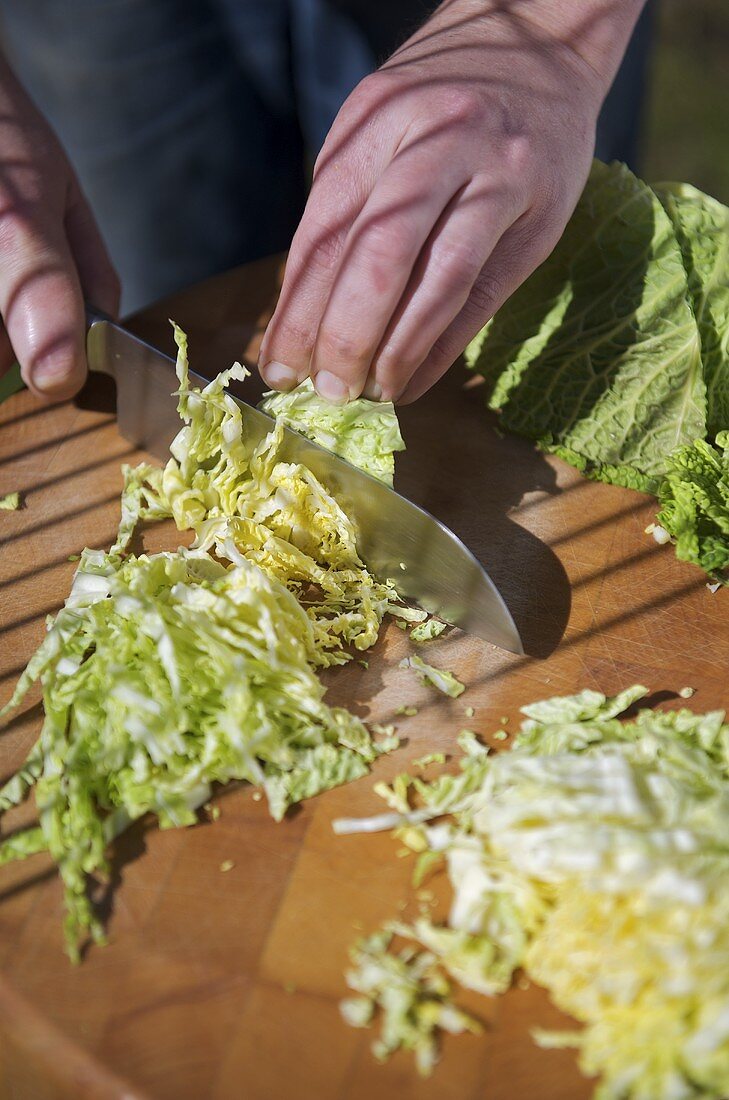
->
(0, 59, 119, 400)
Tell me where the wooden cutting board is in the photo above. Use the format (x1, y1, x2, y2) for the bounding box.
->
(1, 256, 726, 1100)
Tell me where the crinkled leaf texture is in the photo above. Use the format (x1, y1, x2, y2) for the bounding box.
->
(654, 183, 729, 438)
(260, 378, 405, 486)
(339, 686, 729, 1100)
(466, 161, 706, 493)
(656, 431, 729, 582)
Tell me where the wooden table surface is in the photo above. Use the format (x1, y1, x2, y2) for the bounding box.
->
(1, 256, 726, 1100)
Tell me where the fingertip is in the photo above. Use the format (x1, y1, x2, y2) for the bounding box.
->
(259, 360, 301, 392)
(362, 377, 383, 401)
(22, 340, 85, 401)
(312, 370, 351, 404)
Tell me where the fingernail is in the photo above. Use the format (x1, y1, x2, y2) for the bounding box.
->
(32, 352, 74, 392)
(260, 360, 299, 390)
(362, 379, 382, 401)
(313, 370, 350, 404)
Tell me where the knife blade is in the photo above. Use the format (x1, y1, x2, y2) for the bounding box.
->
(86, 314, 523, 654)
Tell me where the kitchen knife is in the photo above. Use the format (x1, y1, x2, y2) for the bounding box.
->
(86, 312, 523, 654)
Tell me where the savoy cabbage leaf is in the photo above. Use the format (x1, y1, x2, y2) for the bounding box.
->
(466, 160, 707, 493)
(656, 431, 729, 582)
(654, 181, 729, 437)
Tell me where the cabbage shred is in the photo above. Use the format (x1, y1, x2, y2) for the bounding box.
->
(338, 686, 729, 1100)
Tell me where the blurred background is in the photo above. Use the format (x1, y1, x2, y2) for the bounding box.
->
(0, 0, 725, 340)
(643, 0, 729, 201)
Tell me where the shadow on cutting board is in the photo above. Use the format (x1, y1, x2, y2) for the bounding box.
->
(397, 363, 571, 659)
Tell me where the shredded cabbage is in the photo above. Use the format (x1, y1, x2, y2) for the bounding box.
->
(0, 324, 407, 960)
(341, 928, 480, 1076)
(0, 491, 20, 510)
(125, 325, 401, 666)
(259, 378, 405, 486)
(0, 546, 395, 960)
(399, 655, 465, 698)
(338, 686, 729, 1098)
(410, 619, 447, 643)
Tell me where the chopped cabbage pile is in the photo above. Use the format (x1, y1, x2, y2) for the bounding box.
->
(124, 326, 400, 665)
(0, 547, 396, 959)
(0, 325, 409, 959)
(338, 686, 729, 1099)
(260, 378, 405, 486)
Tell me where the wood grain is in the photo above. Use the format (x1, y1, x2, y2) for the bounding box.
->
(1, 255, 726, 1100)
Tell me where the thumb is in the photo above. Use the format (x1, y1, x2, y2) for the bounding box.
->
(0, 208, 87, 400)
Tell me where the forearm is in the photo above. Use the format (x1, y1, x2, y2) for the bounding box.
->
(390, 0, 648, 99)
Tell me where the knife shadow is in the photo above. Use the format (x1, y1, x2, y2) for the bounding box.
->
(396, 365, 571, 659)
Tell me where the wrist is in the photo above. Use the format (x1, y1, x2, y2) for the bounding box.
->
(505, 0, 648, 91)
(398, 0, 647, 99)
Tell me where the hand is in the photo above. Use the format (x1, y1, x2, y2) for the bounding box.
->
(260, 0, 644, 404)
(0, 59, 119, 400)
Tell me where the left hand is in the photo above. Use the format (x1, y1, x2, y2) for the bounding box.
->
(258, 0, 643, 404)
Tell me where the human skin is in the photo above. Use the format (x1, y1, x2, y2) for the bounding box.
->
(0, 58, 119, 400)
(259, 0, 647, 404)
(0, 0, 644, 405)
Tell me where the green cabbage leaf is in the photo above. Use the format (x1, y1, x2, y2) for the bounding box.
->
(655, 431, 729, 583)
(653, 182, 729, 437)
(466, 161, 706, 494)
(466, 160, 729, 584)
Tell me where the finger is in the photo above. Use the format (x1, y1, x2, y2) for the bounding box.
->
(307, 141, 469, 403)
(65, 184, 121, 317)
(397, 214, 560, 404)
(258, 149, 369, 392)
(365, 178, 524, 401)
(258, 76, 396, 391)
(0, 205, 87, 400)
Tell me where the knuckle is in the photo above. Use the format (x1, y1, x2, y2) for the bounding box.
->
(432, 239, 484, 292)
(428, 329, 460, 371)
(308, 226, 345, 273)
(352, 69, 398, 109)
(466, 269, 505, 321)
(269, 314, 316, 356)
(316, 325, 369, 366)
(375, 340, 420, 380)
(502, 134, 535, 178)
(356, 212, 415, 267)
(292, 213, 346, 278)
(437, 86, 485, 126)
